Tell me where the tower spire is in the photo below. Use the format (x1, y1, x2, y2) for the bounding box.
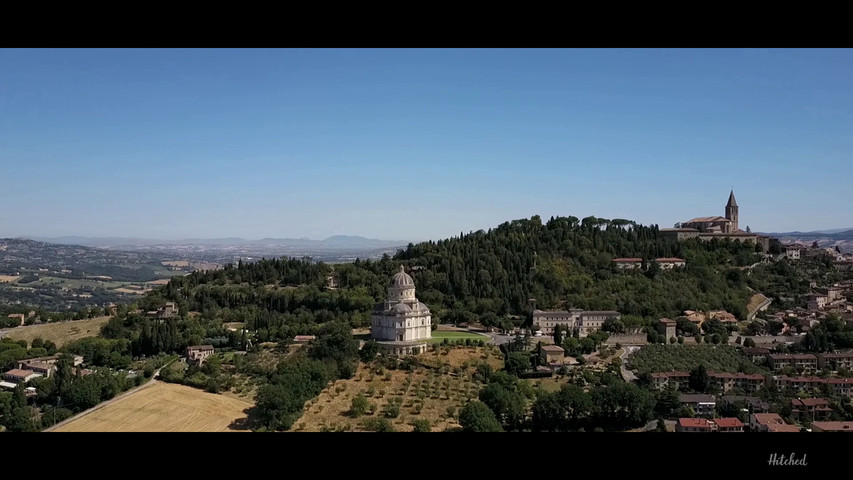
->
(727, 189, 738, 207)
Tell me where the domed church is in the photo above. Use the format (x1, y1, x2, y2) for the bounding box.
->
(371, 265, 432, 355)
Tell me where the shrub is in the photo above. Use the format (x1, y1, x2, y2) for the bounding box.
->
(350, 395, 370, 417)
(362, 417, 395, 432)
(411, 419, 432, 432)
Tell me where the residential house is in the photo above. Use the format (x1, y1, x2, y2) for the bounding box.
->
(709, 310, 738, 324)
(293, 335, 316, 343)
(720, 395, 769, 414)
(676, 418, 713, 432)
(785, 244, 802, 260)
(679, 394, 716, 417)
(683, 310, 706, 327)
(7, 313, 25, 326)
(650, 371, 690, 390)
(708, 372, 766, 393)
(817, 352, 853, 371)
(186, 345, 214, 365)
(775, 376, 853, 397)
(713, 417, 745, 432)
(791, 398, 833, 421)
(612, 258, 643, 270)
(21, 362, 54, 378)
(766, 354, 819, 374)
(3, 369, 41, 383)
(807, 293, 828, 311)
(742, 347, 771, 363)
(540, 345, 565, 364)
(810, 421, 853, 432)
(750, 413, 800, 432)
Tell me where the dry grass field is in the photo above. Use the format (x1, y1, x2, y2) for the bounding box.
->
(148, 278, 171, 285)
(53, 382, 254, 432)
(0, 275, 20, 283)
(5, 316, 111, 347)
(113, 287, 151, 295)
(162, 260, 190, 267)
(292, 346, 504, 432)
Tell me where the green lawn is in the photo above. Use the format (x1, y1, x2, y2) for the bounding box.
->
(427, 330, 489, 344)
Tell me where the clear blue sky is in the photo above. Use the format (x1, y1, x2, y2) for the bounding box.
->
(2, 48, 852, 241)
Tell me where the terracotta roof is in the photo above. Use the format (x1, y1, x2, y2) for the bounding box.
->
(811, 421, 853, 432)
(612, 258, 643, 262)
(655, 258, 686, 263)
(684, 216, 730, 224)
(659, 318, 676, 324)
(792, 398, 830, 407)
(713, 418, 744, 428)
(187, 345, 214, 351)
(4, 369, 35, 378)
(678, 418, 712, 429)
(541, 345, 565, 352)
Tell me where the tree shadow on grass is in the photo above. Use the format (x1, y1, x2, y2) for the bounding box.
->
(228, 406, 262, 431)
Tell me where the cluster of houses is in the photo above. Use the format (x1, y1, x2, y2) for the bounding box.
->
(1, 354, 87, 395)
(674, 393, 853, 432)
(650, 350, 853, 397)
(783, 242, 853, 267)
(611, 257, 686, 270)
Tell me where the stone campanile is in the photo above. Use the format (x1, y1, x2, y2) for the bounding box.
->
(725, 190, 739, 233)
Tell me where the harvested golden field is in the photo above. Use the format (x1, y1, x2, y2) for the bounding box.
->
(114, 287, 150, 295)
(53, 382, 254, 432)
(5, 316, 111, 348)
(0, 275, 20, 283)
(148, 278, 171, 285)
(292, 346, 503, 432)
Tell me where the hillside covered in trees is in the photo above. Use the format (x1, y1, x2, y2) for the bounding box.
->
(105, 215, 763, 348)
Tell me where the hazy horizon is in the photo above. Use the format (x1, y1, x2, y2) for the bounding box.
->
(3, 48, 853, 240)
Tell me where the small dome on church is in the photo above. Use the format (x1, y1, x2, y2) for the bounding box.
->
(390, 265, 414, 287)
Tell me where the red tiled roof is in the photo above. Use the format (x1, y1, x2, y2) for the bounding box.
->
(4, 369, 35, 378)
(713, 418, 744, 428)
(655, 258, 686, 262)
(685, 216, 730, 224)
(812, 421, 853, 432)
(792, 398, 830, 407)
(678, 418, 712, 428)
(187, 345, 214, 351)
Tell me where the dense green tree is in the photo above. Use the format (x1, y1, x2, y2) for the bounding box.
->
(459, 401, 503, 432)
(689, 364, 710, 393)
(504, 351, 531, 376)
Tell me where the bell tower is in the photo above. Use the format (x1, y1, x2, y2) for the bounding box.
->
(725, 190, 739, 233)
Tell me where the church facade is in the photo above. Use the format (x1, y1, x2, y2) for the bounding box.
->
(371, 266, 432, 355)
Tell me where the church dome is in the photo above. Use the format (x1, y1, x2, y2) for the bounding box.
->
(390, 265, 414, 287)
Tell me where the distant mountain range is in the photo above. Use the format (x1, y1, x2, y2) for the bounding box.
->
(758, 229, 853, 239)
(756, 228, 853, 254)
(26, 235, 410, 250)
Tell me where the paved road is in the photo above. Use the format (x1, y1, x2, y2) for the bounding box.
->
(620, 345, 639, 383)
(43, 359, 177, 432)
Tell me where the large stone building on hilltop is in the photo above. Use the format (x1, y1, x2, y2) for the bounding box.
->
(660, 190, 777, 252)
(371, 266, 432, 355)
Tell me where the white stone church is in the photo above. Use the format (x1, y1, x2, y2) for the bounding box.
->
(371, 265, 432, 355)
